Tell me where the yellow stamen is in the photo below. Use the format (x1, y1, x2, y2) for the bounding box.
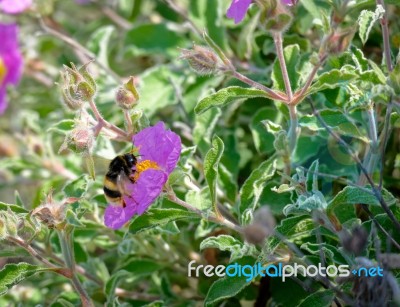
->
(0, 58, 7, 84)
(132, 160, 160, 181)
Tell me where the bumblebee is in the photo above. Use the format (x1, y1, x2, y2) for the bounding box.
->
(103, 153, 138, 208)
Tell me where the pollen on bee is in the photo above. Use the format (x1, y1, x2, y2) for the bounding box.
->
(131, 159, 160, 181)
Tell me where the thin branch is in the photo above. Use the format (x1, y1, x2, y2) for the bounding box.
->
(376, 0, 393, 72)
(38, 18, 122, 84)
(379, 99, 393, 190)
(163, 0, 203, 36)
(308, 99, 400, 233)
(88, 99, 129, 139)
(99, 6, 131, 30)
(7, 236, 58, 268)
(296, 54, 327, 102)
(167, 191, 244, 234)
(232, 71, 287, 102)
(273, 33, 293, 101)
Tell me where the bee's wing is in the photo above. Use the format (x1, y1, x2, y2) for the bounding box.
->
(83, 155, 112, 179)
(116, 172, 133, 197)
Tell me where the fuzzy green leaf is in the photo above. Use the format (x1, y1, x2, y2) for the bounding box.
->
(308, 68, 358, 94)
(0, 263, 52, 296)
(195, 86, 269, 114)
(200, 235, 256, 261)
(272, 44, 301, 91)
(358, 6, 385, 45)
(328, 186, 398, 213)
(63, 175, 88, 198)
(204, 257, 255, 306)
(239, 158, 276, 224)
(204, 136, 224, 212)
(129, 208, 199, 234)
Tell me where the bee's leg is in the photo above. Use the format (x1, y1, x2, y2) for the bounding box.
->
(122, 199, 127, 208)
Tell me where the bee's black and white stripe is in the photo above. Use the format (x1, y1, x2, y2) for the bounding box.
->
(103, 153, 137, 206)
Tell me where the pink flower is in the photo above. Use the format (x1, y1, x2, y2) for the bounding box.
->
(226, 0, 298, 24)
(281, 0, 298, 6)
(104, 122, 181, 229)
(0, 23, 23, 114)
(226, 0, 252, 24)
(0, 0, 32, 14)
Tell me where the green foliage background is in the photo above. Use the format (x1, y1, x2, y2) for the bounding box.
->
(0, 0, 400, 306)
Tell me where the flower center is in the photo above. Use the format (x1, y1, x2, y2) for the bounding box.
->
(0, 57, 7, 84)
(132, 159, 159, 181)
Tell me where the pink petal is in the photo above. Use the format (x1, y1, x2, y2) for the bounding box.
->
(104, 169, 167, 229)
(0, 0, 32, 14)
(0, 23, 23, 114)
(226, 0, 252, 24)
(133, 122, 181, 174)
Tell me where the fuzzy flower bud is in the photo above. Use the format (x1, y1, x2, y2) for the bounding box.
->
(115, 76, 140, 110)
(0, 210, 19, 238)
(180, 45, 220, 75)
(59, 120, 94, 154)
(31, 191, 76, 230)
(260, 0, 293, 33)
(60, 62, 97, 110)
(244, 206, 276, 245)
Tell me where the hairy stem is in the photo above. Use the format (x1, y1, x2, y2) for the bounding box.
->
(288, 104, 298, 154)
(39, 18, 121, 83)
(7, 236, 57, 268)
(308, 99, 400, 233)
(58, 230, 93, 307)
(273, 33, 293, 101)
(232, 71, 287, 102)
(88, 99, 129, 140)
(376, 0, 393, 72)
(123, 110, 134, 136)
(167, 191, 244, 234)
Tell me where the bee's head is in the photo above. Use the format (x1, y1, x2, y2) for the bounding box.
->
(124, 153, 138, 168)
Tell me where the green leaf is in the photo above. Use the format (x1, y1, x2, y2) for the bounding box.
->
(300, 242, 347, 264)
(129, 208, 199, 234)
(239, 158, 276, 224)
(87, 26, 115, 69)
(185, 188, 212, 211)
(299, 109, 367, 141)
(193, 108, 221, 154)
(189, 1, 228, 51)
(272, 44, 301, 91)
(0, 202, 28, 214)
(283, 192, 327, 216)
(138, 66, 181, 117)
(194, 86, 269, 114)
(0, 263, 52, 296)
(358, 6, 385, 45)
(306, 160, 319, 193)
(308, 68, 358, 95)
(200, 235, 257, 261)
(125, 23, 183, 56)
(63, 175, 88, 198)
(327, 186, 398, 214)
(105, 270, 129, 307)
(117, 259, 163, 276)
(204, 257, 255, 307)
(218, 164, 238, 202)
(250, 107, 278, 154)
(237, 12, 260, 59)
(262, 216, 314, 257)
(298, 290, 335, 307)
(204, 136, 224, 212)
